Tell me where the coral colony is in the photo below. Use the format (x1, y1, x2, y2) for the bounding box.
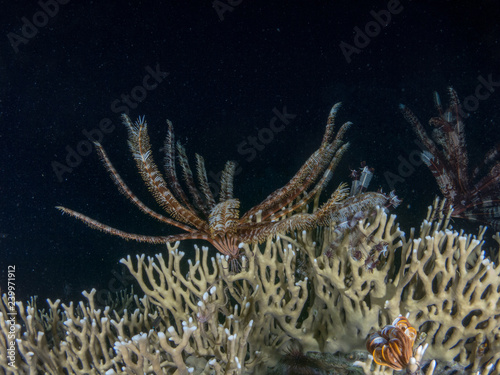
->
(1, 95, 500, 374)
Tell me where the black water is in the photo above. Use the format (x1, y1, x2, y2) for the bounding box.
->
(1, 0, 499, 305)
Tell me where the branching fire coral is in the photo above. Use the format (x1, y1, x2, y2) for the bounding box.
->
(3, 200, 500, 374)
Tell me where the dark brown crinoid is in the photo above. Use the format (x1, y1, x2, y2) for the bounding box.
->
(58, 105, 395, 264)
(401, 88, 500, 229)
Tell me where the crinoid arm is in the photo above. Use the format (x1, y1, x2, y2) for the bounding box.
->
(93, 142, 194, 232)
(399, 103, 460, 199)
(176, 140, 209, 216)
(56, 206, 197, 244)
(241, 103, 351, 223)
(195, 153, 216, 209)
(237, 182, 396, 243)
(122, 114, 208, 231)
(163, 119, 197, 211)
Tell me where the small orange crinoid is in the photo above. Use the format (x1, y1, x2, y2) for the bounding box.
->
(366, 316, 418, 371)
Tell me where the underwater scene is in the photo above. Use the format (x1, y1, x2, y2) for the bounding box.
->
(1, 1, 500, 374)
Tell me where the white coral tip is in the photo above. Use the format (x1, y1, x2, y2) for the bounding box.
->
(132, 333, 147, 343)
(416, 343, 428, 357)
(428, 360, 437, 374)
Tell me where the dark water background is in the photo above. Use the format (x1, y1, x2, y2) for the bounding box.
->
(1, 0, 499, 305)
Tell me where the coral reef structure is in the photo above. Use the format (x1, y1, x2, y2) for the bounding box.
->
(1, 102, 499, 374)
(2, 201, 500, 374)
